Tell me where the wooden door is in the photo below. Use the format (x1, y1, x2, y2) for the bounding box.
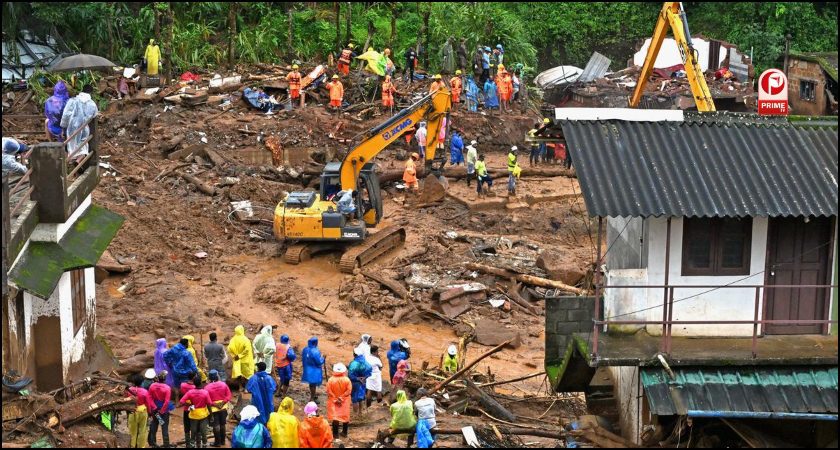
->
(765, 217, 832, 334)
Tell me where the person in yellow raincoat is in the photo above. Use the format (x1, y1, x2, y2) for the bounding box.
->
(228, 325, 255, 387)
(144, 39, 161, 76)
(267, 397, 300, 448)
(183, 335, 207, 382)
(386, 390, 417, 447)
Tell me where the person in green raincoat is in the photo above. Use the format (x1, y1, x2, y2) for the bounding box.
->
(386, 390, 417, 447)
(252, 326, 276, 367)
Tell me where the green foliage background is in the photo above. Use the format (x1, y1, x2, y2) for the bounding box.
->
(3, 2, 837, 75)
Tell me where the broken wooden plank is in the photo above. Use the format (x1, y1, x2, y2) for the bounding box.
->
(429, 340, 511, 394)
(361, 270, 409, 299)
(465, 378, 517, 423)
(204, 148, 228, 167)
(166, 144, 207, 161)
(467, 262, 586, 295)
(181, 173, 216, 196)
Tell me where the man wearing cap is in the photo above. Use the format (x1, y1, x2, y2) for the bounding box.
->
(326, 363, 352, 439)
(286, 64, 302, 109)
(476, 153, 493, 196)
(381, 75, 397, 115)
(450, 70, 463, 109)
(442, 345, 458, 373)
(141, 368, 156, 389)
(337, 43, 355, 76)
(2, 137, 28, 178)
(326, 75, 344, 113)
(465, 141, 478, 187)
(495, 64, 513, 113)
(205, 370, 232, 447)
(429, 74, 444, 94)
(402, 152, 420, 193)
(126, 374, 155, 448)
(507, 146, 519, 196)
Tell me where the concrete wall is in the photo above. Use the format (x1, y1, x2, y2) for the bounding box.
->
(545, 295, 599, 390)
(610, 366, 643, 444)
(607, 217, 648, 270)
(23, 267, 95, 388)
(787, 58, 830, 116)
(605, 216, 769, 337)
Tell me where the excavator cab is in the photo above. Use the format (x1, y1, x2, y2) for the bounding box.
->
(320, 162, 383, 227)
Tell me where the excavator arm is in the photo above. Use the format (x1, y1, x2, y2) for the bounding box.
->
(339, 87, 451, 191)
(629, 2, 716, 112)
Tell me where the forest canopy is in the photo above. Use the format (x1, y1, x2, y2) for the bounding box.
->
(3, 2, 837, 75)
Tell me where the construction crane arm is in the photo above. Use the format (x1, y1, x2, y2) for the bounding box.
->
(339, 88, 451, 190)
(629, 2, 716, 112)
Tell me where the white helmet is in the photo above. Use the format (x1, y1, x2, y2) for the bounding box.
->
(511, 146, 518, 152)
(448, 345, 457, 356)
(470, 140, 478, 146)
(144, 368, 156, 379)
(333, 363, 347, 373)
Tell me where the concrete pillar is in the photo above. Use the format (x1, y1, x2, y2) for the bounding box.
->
(30, 143, 68, 223)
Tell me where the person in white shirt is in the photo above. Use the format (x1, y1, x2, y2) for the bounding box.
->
(365, 345, 384, 406)
(414, 388, 437, 429)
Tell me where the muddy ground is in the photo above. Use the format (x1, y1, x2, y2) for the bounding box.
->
(5, 73, 596, 447)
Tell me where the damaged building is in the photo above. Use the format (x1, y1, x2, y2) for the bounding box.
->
(786, 51, 838, 116)
(538, 36, 755, 112)
(2, 122, 123, 391)
(545, 109, 838, 447)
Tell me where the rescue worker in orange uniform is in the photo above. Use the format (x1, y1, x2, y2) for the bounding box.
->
(337, 43, 355, 76)
(495, 64, 513, 113)
(326, 75, 344, 113)
(429, 74, 444, 94)
(286, 64, 302, 109)
(298, 402, 333, 448)
(326, 363, 352, 439)
(450, 70, 463, 110)
(382, 75, 397, 115)
(403, 152, 420, 192)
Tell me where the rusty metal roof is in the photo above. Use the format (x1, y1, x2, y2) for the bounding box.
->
(562, 120, 838, 218)
(641, 366, 839, 416)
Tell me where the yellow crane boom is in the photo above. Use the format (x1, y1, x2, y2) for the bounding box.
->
(630, 2, 716, 112)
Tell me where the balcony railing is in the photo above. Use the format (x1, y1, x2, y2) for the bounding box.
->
(592, 284, 839, 360)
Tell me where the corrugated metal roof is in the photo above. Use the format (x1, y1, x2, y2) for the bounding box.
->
(578, 51, 611, 83)
(641, 366, 839, 416)
(562, 120, 838, 218)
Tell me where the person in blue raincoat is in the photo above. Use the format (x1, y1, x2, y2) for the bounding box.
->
(301, 337, 326, 403)
(465, 75, 480, 112)
(386, 340, 407, 382)
(163, 338, 197, 392)
(232, 405, 272, 448)
(483, 78, 499, 110)
(246, 362, 276, 425)
(348, 347, 372, 413)
(449, 129, 464, 166)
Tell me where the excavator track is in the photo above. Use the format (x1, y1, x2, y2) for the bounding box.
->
(283, 244, 312, 265)
(339, 225, 406, 273)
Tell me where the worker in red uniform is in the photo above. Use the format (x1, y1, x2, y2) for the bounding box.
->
(495, 64, 513, 113)
(450, 70, 463, 110)
(327, 75, 344, 113)
(337, 43, 356, 76)
(382, 75, 397, 115)
(286, 64, 302, 109)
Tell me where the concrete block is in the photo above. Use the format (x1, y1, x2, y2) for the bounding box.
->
(568, 309, 592, 322)
(555, 322, 579, 336)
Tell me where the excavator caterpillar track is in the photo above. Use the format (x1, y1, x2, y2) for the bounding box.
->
(339, 225, 406, 273)
(283, 244, 312, 265)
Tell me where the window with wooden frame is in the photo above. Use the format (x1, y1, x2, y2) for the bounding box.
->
(682, 217, 752, 276)
(800, 79, 816, 101)
(70, 269, 86, 334)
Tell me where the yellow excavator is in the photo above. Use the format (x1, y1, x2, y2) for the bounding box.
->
(630, 2, 716, 111)
(273, 88, 452, 273)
